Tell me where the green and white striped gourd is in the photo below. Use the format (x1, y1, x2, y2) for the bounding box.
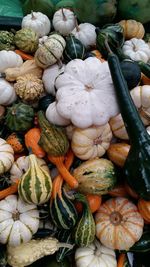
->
(74, 193, 95, 247)
(64, 35, 85, 61)
(35, 33, 66, 68)
(14, 28, 39, 53)
(18, 154, 52, 205)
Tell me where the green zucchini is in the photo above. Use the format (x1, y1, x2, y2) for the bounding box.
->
(129, 231, 150, 253)
(106, 45, 150, 200)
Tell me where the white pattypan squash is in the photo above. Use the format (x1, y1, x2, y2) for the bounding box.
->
(52, 8, 76, 36)
(22, 11, 51, 37)
(0, 195, 39, 246)
(46, 101, 70, 126)
(42, 63, 65, 95)
(0, 78, 17, 106)
(0, 50, 23, 72)
(122, 38, 150, 63)
(72, 22, 96, 48)
(54, 58, 119, 128)
(75, 239, 117, 267)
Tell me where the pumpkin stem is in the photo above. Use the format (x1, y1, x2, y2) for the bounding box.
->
(61, 8, 67, 21)
(74, 16, 80, 32)
(110, 211, 123, 225)
(31, 10, 36, 20)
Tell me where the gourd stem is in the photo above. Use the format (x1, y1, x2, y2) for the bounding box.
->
(31, 10, 36, 20)
(61, 8, 67, 21)
(74, 16, 80, 32)
(0, 179, 19, 200)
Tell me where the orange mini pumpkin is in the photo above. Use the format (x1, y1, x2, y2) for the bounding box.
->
(138, 198, 150, 223)
(6, 133, 24, 153)
(95, 197, 144, 250)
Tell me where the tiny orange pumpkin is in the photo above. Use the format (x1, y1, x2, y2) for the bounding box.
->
(6, 133, 24, 153)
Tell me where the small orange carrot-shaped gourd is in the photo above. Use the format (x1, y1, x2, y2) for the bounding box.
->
(25, 127, 46, 158)
(0, 179, 19, 200)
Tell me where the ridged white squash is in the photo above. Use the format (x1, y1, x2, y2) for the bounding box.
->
(0, 138, 14, 174)
(0, 79, 17, 105)
(72, 22, 96, 48)
(0, 50, 23, 72)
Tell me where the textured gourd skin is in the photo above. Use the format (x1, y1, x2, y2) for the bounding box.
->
(5, 103, 34, 132)
(14, 28, 39, 53)
(38, 111, 69, 156)
(0, 31, 15, 51)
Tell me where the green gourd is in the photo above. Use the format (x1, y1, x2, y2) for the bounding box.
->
(56, 230, 74, 262)
(5, 102, 34, 132)
(38, 111, 69, 156)
(55, 0, 76, 10)
(106, 43, 150, 200)
(64, 35, 85, 62)
(0, 31, 15, 51)
(38, 94, 55, 111)
(74, 193, 95, 247)
(14, 28, 39, 54)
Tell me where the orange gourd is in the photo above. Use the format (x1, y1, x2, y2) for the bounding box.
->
(6, 133, 24, 153)
(107, 143, 130, 167)
(138, 198, 150, 223)
(25, 128, 46, 158)
(91, 50, 105, 62)
(75, 194, 102, 213)
(108, 184, 128, 197)
(124, 182, 139, 199)
(141, 73, 150, 85)
(95, 197, 144, 250)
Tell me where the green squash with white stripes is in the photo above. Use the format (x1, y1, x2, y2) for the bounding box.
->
(35, 33, 66, 68)
(64, 35, 85, 62)
(50, 188, 78, 230)
(14, 28, 39, 53)
(18, 154, 52, 205)
(56, 230, 74, 262)
(74, 193, 95, 247)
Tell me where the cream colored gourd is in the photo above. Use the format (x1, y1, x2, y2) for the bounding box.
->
(10, 155, 49, 183)
(95, 197, 144, 250)
(53, 58, 119, 128)
(0, 50, 23, 72)
(75, 239, 117, 267)
(0, 138, 14, 174)
(0, 79, 17, 105)
(109, 114, 129, 140)
(35, 34, 66, 69)
(0, 195, 39, 246)
(71, 123, 112, 160)
(4, 60, 43, 82)
(22, 11, 51, 37)
(72, 22, 96, 48)
(42, 63, 65, 95)
(46, 102, 70, 126)
(38, 35, 48, 46)
(14, 74, 44, 101)
(52, 8, 76, 36)
(65, 124, 75, 140)
(122, 38, 150, 63)
(118, 19, 145, 40)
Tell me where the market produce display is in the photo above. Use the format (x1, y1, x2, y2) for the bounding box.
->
(0, 2, 150, 267)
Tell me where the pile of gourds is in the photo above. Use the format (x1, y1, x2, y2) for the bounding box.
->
(0, 4, 150, 267)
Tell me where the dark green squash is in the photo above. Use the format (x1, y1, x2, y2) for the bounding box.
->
(55, 0, 76, 10)
(120, 59, 141, 90)
(64, 35, 85, 62)
(106, 44, 150, 200)
(38, 94, 55, 111)
(56, 230, 74, 262)
(5, 102, 35, 132)
(28, 255, 71, 267)
(0, 244, 7, 267)
(129, 231, 150, 253)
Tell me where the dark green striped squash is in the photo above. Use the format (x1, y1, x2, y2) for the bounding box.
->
(56, 230, 74, 262)
(74, 193, 95, 247)
(38, 111, 69, 156)
(5, 102, 35, 132)
(14, 28, 39, 54)
(64, 35, 85, 62)
(18, 154, 52, 205)
(50, 188, 78, 230)
(38, 94, 55, 111)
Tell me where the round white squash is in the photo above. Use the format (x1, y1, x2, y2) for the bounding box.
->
(75, 239, 117, 267)
(72, 22, 96, 48)
(71, 124, 112, 160)
(122, 38, 150, 63)
(0, 50, 23, 72)
(42, 63, 65, 95)
(52, 8, 76, 36)
(0, 138, 14, 174)
(0, 79, 17, 106)
(46, 101, 70, 126)
(0, 195, 39, 246)
(22, 11, 51, 37)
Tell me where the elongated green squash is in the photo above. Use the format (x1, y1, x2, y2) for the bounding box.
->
(18, 154, 52, 205)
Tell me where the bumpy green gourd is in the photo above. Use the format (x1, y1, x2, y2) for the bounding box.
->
(14, 28, 39, 53)
(74, 193, 95, 247)
(5, 102, 34, 132)
(38, 111, 69, 156)
(18, 154, 52, 205)
(0, 31, 15, 51)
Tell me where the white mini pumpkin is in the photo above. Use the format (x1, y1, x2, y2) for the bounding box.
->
(72, 22, 96, 48)
(0, 195, 39, 246)
(0, 50, 23, 72)
(10, 155, 49, 183)
(46, 102, 70, 126)
(0, 138, 14, 174)
(52, 8, 76, 36)
(75, 239, 117, 267)
(71, 123, 112, 160)
(122, 38, 150, 63)
(0, 79, 17, 106)
(22, 11, 51, 37)
(54, 58, 119, 128)
(42, 63, 65, 95)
